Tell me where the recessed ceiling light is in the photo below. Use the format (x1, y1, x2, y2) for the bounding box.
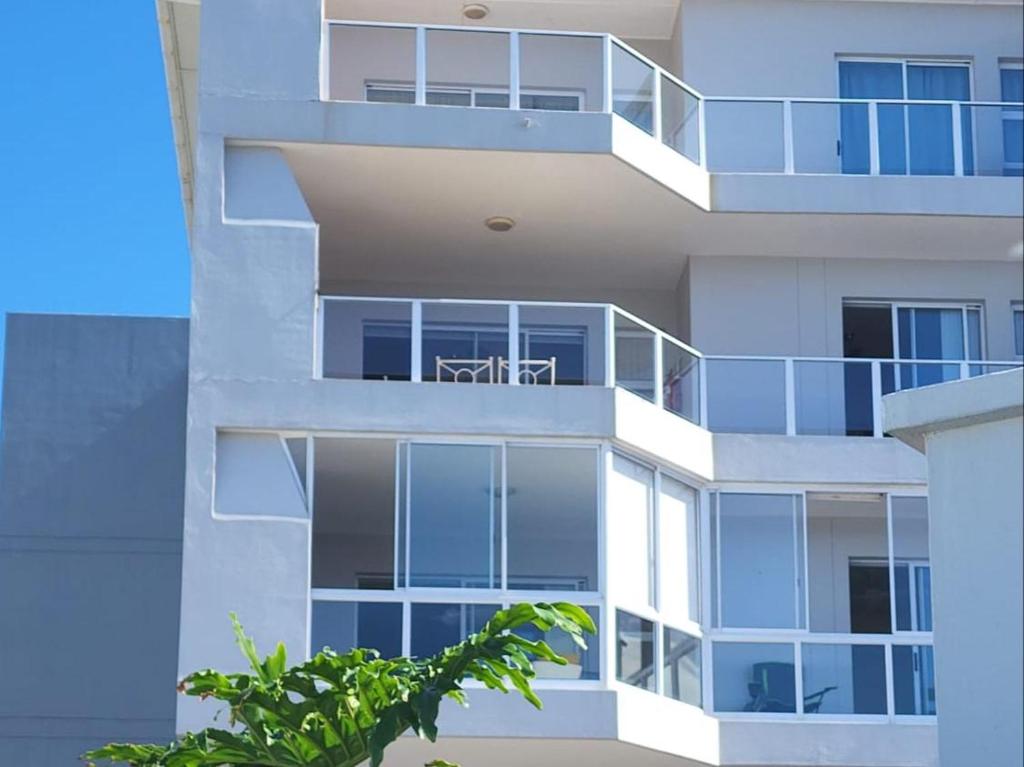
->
(485, 216, 515, 232)
(462, 3, 489, 20)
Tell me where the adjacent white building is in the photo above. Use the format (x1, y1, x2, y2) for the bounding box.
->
(3, 0, 1021, 765)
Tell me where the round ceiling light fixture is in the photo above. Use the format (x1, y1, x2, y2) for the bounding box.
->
(462, 3, 490, 20)
(485, 216, 515, 232)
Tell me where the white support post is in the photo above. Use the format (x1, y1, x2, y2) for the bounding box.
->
(871, 361, 883, 438)
(508, 304, 520, 385)
(698, 357, 709, 428)
(652, 72, 663, 143)
(508, 31, 520, 111)
(603, 35, 614, 114)
(951, 102, 965, 177)
(653, 333, 664, 409)
(884, 641, 896, 719)
(794, 641, 805, 715)
(411, 301, 423, 382)
(782, 99, 795, 174)
(959, 360, 970, 380)
(697, 97, 708, 169)
(784, 357, 797, 436)
(605, 306, 616, 387)
(415, 27, 427, 106)
(868, 101, 881, 176)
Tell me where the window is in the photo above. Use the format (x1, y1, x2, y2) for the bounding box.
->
(658, 475, 700, 624)
(838, 58, 973, 175)
(713, 642, 796, 713)
(311, 601, 403, 658)
(410, 603, 499, 658)
(1001, 64, 1023, 176)
(366, 83, 582, 112)
(713, 493, 805, 629)
(517, 605, 601, 680)
(1013, 302, 1023, 357)
(608, 455, 656, 608)
(616, 610, 655, 691)
(663, 627, 702, 706)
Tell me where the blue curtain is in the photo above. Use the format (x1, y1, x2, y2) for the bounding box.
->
(1002, 69, 1023, 175)
(839, 61, 906, 174)
(906, 65, 973, 175)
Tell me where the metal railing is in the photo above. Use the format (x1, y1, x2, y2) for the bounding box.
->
(318, 295, 1021, 436)
(324, 19, 1024, 177)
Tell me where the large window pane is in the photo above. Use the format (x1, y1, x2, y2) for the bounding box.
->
(662, 339, 700, 423)
(408, 444, 499, 588)
(807, 493, 889, 634)
(659, 476, 699, 624)
(614, 312, 655, 401)
(611, 44, 654, 133)
(518, 304, 605, 386)
(892, 497, 931, 632)
(507, 446, 599, 591)
(517, 606, 600, 680)
(608, 455, 655, 608)
(410, 603, 499, 658)
(893, 644, 937, 715)
(713, 642, 795, 713)
(802, 644, 886, 715)
(716, 493, 804, 629)
(838, 61, 906, 175)
(616, 611, 655, 691)
(311, 601, 402, 659)
(705, 359, 787, 434)
(663, 627, 701, 707)
(322, 300, 412, 381)
(423, 303, 508, 383)
(313, 438, 397, 589)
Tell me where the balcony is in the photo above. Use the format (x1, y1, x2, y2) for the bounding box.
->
(317, 295, 1021, 438)
(323, 20, 1024, 199)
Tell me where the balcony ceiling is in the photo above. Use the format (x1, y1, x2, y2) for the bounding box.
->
(326, 0, 682, 39)
(277, 141, 1024, 293)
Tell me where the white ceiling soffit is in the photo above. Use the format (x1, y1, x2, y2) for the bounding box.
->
(326, 0, 683, 39)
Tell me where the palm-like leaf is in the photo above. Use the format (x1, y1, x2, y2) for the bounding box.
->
(85, 602, 594, 767)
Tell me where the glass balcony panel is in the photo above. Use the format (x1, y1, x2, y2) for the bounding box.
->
(614, 312, 656, 401)
(662, 339, 700, 423)
(795, 359, 874, 436)
(792, 101, 843, 174)
(907, 103, 969, 176)
(506, 446, 599, 592)
(310, 601, 403, 658)
(410, 603, 500, 658)
(519, 34, 604, 112)
(323, 300, 412, 381)
(883, 361, 963, 394)
(661, 77, 701, 163)
(329, 25, 417, 103)
(715, 493, 805, 630)
(516, 606, 600, 680)
(616, 610, 655, 691)
(517, 304, 605, 385)
(313, 438, 397, 590)
(663, 627, 702, 707)
(891, 497, 931, 632)
(422, 303, 508, 383)
(893, 644, 937, 715)
(807, 493, 889, 634)
(705, 100, 785, 172)
(802, 643, 887, 715)
(426, 30, 509, 107)
(407, 444, 500, 588)
(713, 642, 796, 713)
(969, 362, 1022, 377)
(611, 44, 655, 134)
(965, 104, 1022, 177)
(705, 358, 787, 434)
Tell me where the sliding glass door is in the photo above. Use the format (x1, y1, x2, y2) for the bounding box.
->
(839, 59, 973, 175)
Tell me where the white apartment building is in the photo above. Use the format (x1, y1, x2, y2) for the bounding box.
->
(1, 1, 1021, 765)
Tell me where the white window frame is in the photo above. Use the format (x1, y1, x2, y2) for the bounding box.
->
(1000, 62, 1024, 175)
(843, 299, 986, 359)
(364, 81, 584, 111)
(835, 56, 976, 175)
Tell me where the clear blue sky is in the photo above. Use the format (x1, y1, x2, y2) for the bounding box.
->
(0, 3, 190, 412)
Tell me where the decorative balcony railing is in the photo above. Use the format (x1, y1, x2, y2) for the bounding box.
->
(324, 20, 1024, 177)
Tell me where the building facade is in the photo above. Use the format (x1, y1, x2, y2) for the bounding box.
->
(1, 0, 1022, 764)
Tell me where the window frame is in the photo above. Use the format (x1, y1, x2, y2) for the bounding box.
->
(1000, 61, 1024, 175)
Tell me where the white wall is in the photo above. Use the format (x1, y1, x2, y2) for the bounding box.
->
(688, 255, 1024, 359)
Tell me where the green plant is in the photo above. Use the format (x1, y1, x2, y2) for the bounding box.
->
(85, 602, 594, 767)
